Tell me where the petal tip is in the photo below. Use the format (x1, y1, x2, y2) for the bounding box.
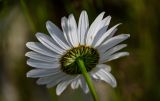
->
(112, 83, 117, 88)
(126, 52, 130, 56)
(26, 71, 32, 77)
(35, 32, 42, 37)
(25, 52, 29, 57)
(127, 34, 130, 38)
(107, 15, 112, 19)
(46, 20, 53, 28)
(61, 16, 67, 21)
(56, 87, 62, 96)
(26, 59, 31, 66)
(81, 10, 88, 15)
(123, 34, 130, 39)
(46, 20, 51, 24)
(118, 23, 122, 26)
(101, 11, 105, 15)
(68, 14, 74, 18)
(26, 42, 31, 47)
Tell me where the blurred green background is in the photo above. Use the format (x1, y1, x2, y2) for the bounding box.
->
(0, 0, 160, 101)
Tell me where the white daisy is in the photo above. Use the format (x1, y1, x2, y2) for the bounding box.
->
(25, 10, 130, 95)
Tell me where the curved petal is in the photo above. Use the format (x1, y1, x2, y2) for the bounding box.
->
(36, 72, 65, 85)
(47, 75, 73, 88)
(56, 79, 73, 95)
(36, 32, 65, 54)
(103, 15, 112, 28)
(26, 42, 58, 57)
(97, 34, 130, 54)
(27, 68, 60, 78)
(94, 23, 121, 47)
(46, 21, 70, 49)
(27, 59, 59, 69)
(100, 44, 127, 62)
(86, 12, 105, 45)
(95, 69, 117, 87)
(25, 51, 59, 62)
(67, 14, 79, 47)
(61, 17, 72, 47)
(78, 10, 89, 45)
(89, 64, 111, 76)
(71, 76, 81, 89)
(46, 20, 64, 39)
(96, 64, 111, 72)
(102, 52, 129, 63)
(90, 16, 112, 46)
(92, 74, 99, 79)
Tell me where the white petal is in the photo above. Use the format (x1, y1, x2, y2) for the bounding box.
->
(91, 16, 111, 46)
(86, 12, 105, 45)
(94, 23, 121, 47)
(78, 10, 89, 45)
(89, 16, 112, 45)
(45, 20, 66, 42)
(92, 74, 99, 79)
(104, 15, 112, 27)
(36, 72, 65, 85)
(27, 68, 60, 78)
(35, 32, 65, 54)
(96, 69, 117, 87)
(89, 64, 111, 76)
(80, 76, 89, 93)
(91, 26, 107, 46)
(67, 14, 79, 47)
(103, 52, 129, 63)
(75, 79, 81, 89)
(27, 59, 59, 69)
(71, 76, 81, 89)
(71, 80, 77, 89)
(98, 34, 130, 54)
(56, 79, 73, 95)
(46, 21, 70, 49)
(96, 64, 111, 72)
(25, 51, 58, 62)
(47, 75, 73, 88)
(46, 20, 63, 38)
(100, 44, 127, 62)
(26, 42, 58, 57)
(61, 17, 72, 47)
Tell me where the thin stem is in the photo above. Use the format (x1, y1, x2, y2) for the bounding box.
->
(77, 58, 99, 101)
(20, 0, 36, 32)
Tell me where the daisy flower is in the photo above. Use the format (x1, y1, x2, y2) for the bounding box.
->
(25, 10, 130, 96)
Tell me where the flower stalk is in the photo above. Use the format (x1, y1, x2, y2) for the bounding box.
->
(77, 58, 99, 101)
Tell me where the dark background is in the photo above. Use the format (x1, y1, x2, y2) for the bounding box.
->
(0, 0, 160, 101)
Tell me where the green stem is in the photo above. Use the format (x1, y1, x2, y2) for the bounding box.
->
(20, 0, 36, 32)
(77, 58, 99, 101)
